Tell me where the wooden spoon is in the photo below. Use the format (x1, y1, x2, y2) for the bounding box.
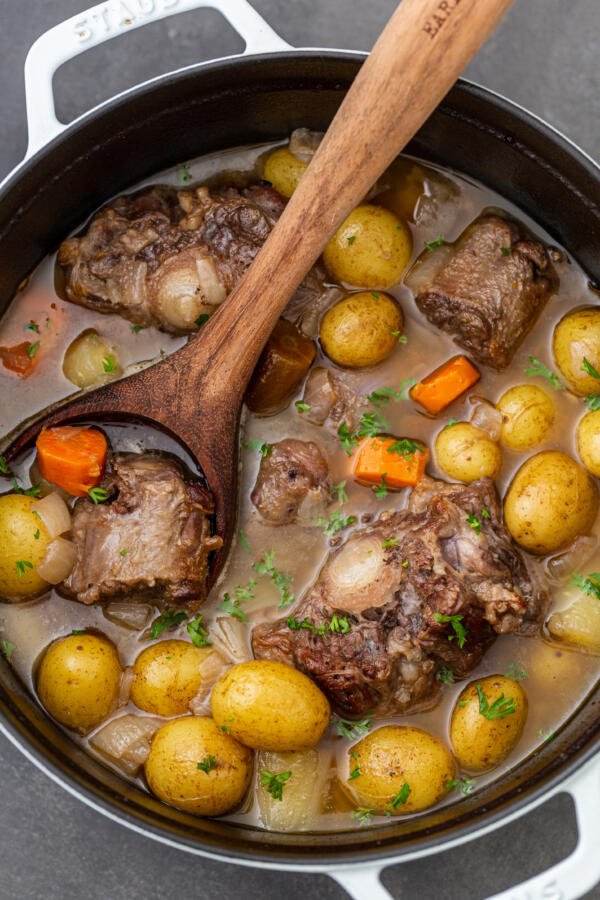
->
(7, 0, 514, 586)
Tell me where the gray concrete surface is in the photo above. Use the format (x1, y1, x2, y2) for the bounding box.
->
(0, 1, 599, 898)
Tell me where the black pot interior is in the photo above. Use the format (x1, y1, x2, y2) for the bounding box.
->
(1, 53, 600, 866)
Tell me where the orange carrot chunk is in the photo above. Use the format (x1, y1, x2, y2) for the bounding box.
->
(354, 436, 429, 490)
(0, 341, 39, 378)
(410, 355, 480, 415)
(36, 426, 108, 496)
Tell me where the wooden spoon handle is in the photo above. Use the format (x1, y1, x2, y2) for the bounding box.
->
(192, 0, 514, 403)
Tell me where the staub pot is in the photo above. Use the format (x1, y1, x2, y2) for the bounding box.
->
(1, 2, 600, 899)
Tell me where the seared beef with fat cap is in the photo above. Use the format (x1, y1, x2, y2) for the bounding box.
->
(252, 476, 545, 717)
(410, 214, 556, 369)
(251, 438, 331, 525)
(63, 454, 222, 606)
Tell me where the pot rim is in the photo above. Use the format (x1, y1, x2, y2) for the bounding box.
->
(1, 49, 600, 869)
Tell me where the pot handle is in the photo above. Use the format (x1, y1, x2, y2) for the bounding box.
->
(328, 757, 600, 900)
(23, 0, 292, 159)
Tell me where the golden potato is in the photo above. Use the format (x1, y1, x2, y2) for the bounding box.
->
(37, 633, 122, 733)
(547, 593, 600, 654)
(497, 384, 554, 450)
(348, 725, 455, 815)
(577, 409, 600, 477)
(130, 640, 213, 717)
(0, 494, 52, 601)
(323, 205, 412, 288)
(210, 660, 330, 751)
(504, 451, 598, 555)
(262, 147, 308, 198)
(450, 675, 527, 772)
(62, 330, 121, 389)
(319, 291, 402, 368)
(145, 716, 252, 816)
(553, 307, 600, 395)
(434, 422, 502, 483)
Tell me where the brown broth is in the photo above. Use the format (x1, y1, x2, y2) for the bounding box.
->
(1, 140, 599, 833)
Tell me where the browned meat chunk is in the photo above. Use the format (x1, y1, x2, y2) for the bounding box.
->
(57, 184, 325, 334)
(301, 367, 365, 431)
(63, 454, 222, 606)
(250, 439, 331, 525)
(252, 476, 545, 717)
(410, 214, 556, 369)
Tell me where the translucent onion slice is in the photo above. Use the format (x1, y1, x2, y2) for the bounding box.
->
(469, 397, 503, 441)
(195, 256, 226, 306)
(257, 748, 333, 831)
(90, 714, 161, 775)
(103, 601, 152, 631)
(544, 535, 598, 584)
(36, 537, 77, 584)
(31, 492, 72, 538)
(189, 650, 230, 715)
(211, 615, 251, 663)
(288, 127, 323, 162)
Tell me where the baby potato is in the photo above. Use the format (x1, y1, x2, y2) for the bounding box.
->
(130, 640, 213, 717)
(145, 716, 252, 816)
(37, 633, 122, 733)
(553, 307, 600, 395)
(450, 675, 527, 772)
(497, 384, 554, 451)
(577, 409, 600, 477)
(348, 725, 455, 815)
(319, 291, 402, 368)
(0, 493, 52, 601)
(323, 204, 412, 288)
(434, 422, 502, 483)
(262, 147, 308, 198)
(504, 451, 598, 555)
(62, 330, 121, 389)
(210, 660, 330, 751)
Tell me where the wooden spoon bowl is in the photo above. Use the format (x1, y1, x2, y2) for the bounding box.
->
(4, 0, 514, 589)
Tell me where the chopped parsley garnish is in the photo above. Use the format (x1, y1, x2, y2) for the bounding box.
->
(446, 778, 475, 796)
(500, 246, 511, 257)
(26, 341, 40, 358)
(197, 755, 217, 774)
(525, 356, 564, 390)
(371, 292, 380, 299)
(187, 613, 212, 648)
(372, 474, 388, 499)
(119, 549, 128, 557)
(437, 666, 455, 684)
(505, 662, 527, 681)
(295, 400, 310, 413)
(387, 438, 423, 458)
(239, 528, 252, 554)
(331, 481, 348, 503)
(329, 612, 351, 633)
(131, 324, 144, 333)
(150, 609, 188, 640)
(538, 728, 556, 742)
(195, 313, 210, 328)
(351, 807, 374, 826)
(15, 560, 33, 577)
(347, 235, 356, 245)
(444, 418, 459, 429)
(331, 713, 373, 740)
(389, 329, 408, 344)
(0, 454, 9, 475)
(260, 769, 292, 801)
(33, 529, 40, 540)
(357, 411, 390, 438)
(434, 612, 467, 649)
(102, 354, 117, 373)
(178, 163, 192, 185)
(25, 321, 39, 333)
(87, 486, 110, 504)
(254, 551, 294, 608)
(348, 764, 361, 781)
(425, 236, 445, 251)
(338, 421, 358, 456)
(585, 394, 600, 411)
(572, 572, 600, 601)
(244, 439, 272, 457)
(220, 579, 256, 622)
(582, 359, 600, 408)
(286, 614, 351, 636)
(382, 536, 399, 549)
(481, 507, 491, 520)
(366, 378, 416, 407)
(467, 512, 481, 534)
(476, 683, 517, 720)
(317, 510, 356, 537)
(71, 629, 85, 636)
(388, 782, 411, 810)
(0, 638, 15, 659)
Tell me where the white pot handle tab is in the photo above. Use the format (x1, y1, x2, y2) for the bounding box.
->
(329, 755, 600, 900)
(23, 0, 292, 158)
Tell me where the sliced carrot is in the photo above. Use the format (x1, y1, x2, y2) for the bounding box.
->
(36, 426, 108, 496)
(410, 355, 480, 415)
(0, 341, 39, 378)
(354, 436, 429, 490)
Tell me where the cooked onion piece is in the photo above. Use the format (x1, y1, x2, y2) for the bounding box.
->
(288, 127, 323, 162)
(547, 593, 600, 654)
(257, 748, 332, 831)
(544, 536, 598, 584)
(31, 492, 71, 539)
(90, 714, 162, 775)
(324, 535, 393, 612)
(35, 537, 77, 584)
(189, 649, 230, 715)
(211, 615, 251, 663)
(63, 330, 121, 389)
(103, 601, 153, 631)
(469, 398, 503, 441)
